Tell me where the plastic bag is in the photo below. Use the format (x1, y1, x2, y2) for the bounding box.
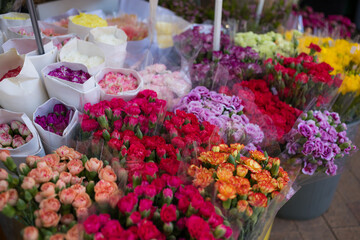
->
(0, 49, 48, 118)
(33, 98, 79, 154)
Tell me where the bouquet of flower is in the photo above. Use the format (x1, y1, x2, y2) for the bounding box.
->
(106, 14, 148, 41)
(47, 65, 91, 84)
(220, 79, 302, 143)
(139, 64, 191, 110)
(0, 146, 121, 239)
(0, 66, 21, 82)
(235, 31, 297, 59)
(161, 109, 223, 161)
(264, 44, 343, 110)
(173, 26, 262, 89)
(79, 90, 167, 158)
(82, 173, 232, 239)
(0, 120, 33, 149)
(174, 86, 264, 150)
(284, 110, 356, 179)
(295, 35, 360, 123)
(293, 6, 356, 39)
(187, 143, 290, 239)
(35, 103, 74, 137)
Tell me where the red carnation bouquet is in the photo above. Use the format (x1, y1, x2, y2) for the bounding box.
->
(161, 110, 224, 159)
(220, 79, 302, 143)
(78, 90, 167, 159)
(264, 45, 343, 110)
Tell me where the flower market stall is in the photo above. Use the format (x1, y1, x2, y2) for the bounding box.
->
(0, 0, 359, 239)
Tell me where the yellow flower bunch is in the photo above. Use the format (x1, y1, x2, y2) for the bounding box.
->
(287, 32, 360, 94)
(339, 74, 360, 95)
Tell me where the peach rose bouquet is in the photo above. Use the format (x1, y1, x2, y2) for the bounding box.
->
(0, 146, 121, 240)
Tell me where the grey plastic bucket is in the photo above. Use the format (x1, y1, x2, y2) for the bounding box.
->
(277, 174, 341, 220)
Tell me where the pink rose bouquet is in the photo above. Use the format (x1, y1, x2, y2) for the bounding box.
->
(0, 120, 33, 149)
(98, 71, 139, 95)
(0, 146, 121, 240)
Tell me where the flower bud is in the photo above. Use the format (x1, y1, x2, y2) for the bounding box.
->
(18, 124, 31, 137)
(163, 222, 174, 235)
(56, 179, 66, 191)
(22, 226, 39, 240)
(26, 155, 41, 168)
(0, 133, 12, 147)
(85, 157, 103, 173)
(19, 163, 30, 176)
(21, 177, 36, 190)
(0, 168, 8, 180)
(25, 134, 33, 143)
(59, 172, 72, 184)
(10, 120, 22, 131)
(0, 124, 10, 134)
(0, 180, 9, 192)
(126, 211, 141, 226)
(40, 182, 56, 199)
(61, 213, 75, 225)
(7, 189, 18, 206)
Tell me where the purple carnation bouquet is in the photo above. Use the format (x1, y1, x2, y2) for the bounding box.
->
(174, 86, 264, 150)
(284, 110, 356, 180)
(173, 25, 263, 89)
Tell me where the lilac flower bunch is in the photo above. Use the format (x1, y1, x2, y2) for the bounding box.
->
(174, 86, 264, 150)
(0, 120, 33, 149)
(34, 104, 73, 136)
(173, 26, 263, 89)
(48, 65, 91, 84)
(285, 110, 356, 176)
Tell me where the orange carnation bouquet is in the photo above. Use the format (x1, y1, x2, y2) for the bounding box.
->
(188, 143, 293, 240)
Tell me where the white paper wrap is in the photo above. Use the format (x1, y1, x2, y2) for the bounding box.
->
(88, 26, 127, 68)
(0, 12, 30, 38)
(43, 8, 80, 25)
(41, 62, 100, 111)
(0, 49, 48, 118)
(59, 38, 105, 75)
(2, 38, 58, 76)
(7, 21, 68, 40)
(33, 98, 79, 154)
(95, 67, 143, 101)
(0, 109, 45, 166)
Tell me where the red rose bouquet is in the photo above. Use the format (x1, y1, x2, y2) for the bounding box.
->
(264, 46, 343, 110)
(188, 143, 292, 240)
(82, 174, 232, 240)
(0, 146, 121, 240)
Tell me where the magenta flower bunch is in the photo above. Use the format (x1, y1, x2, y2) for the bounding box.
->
(83, 173, 232, 240)
(35, 104, 73, 136)
(48, 65, 91, 84)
